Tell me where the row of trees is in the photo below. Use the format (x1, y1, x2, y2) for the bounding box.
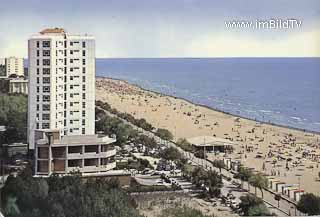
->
(96, 100, 153, 131)
(234, 166, 268, 198)
(182, 166, 223, 198)
(0, 94, 27, 145)
(1, 170, 140, 217)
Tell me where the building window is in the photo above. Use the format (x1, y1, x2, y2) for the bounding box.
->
(43, 77, 50, 84)
(43, 86, 50, 93)
(42, 123, 50, 129)
(82, 119, 85, 126)
(82, 50, 85, 56)
(82, 102, 85, 109)
(70, 120, 73, 124)
(82, 110, 86, 117)
(36, 41, 40, 48)
(70, 76, 73, 80)
(82, 76, 86, 82)
(37, 50, 40, 57)
(70, 42, 73, 46)
(70, 85, 73, 90)
(37, 77, 40, 84)
(70, 68, 74, 72)
(43, 59, 50, 66)
(43, 68, 50, 75)
(42, 114, 50, 120)
(36, 68, 40, 75)
(82, 59, 86, 65)
(43, 95, 50, 102)
(82, 128, 85, 134)
(43, 104, 50, 111)
(37, 86, 40, 93)
(82, 67, 86, 73)
(43, 50, 50, 57)
(36, 59, 39, 66)
(82, 85, 86, 91)
(70, 59, 73, 64)
(70, 50, 73, 55)
(36, 95, 40, 102)
(42, 41, 50, 48)
(82, 41, 86, 48)
(82, 93, 86, 100)
(36, 104, 39, 111)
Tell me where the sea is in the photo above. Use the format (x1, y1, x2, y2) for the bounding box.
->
(96, 58, 320, 133)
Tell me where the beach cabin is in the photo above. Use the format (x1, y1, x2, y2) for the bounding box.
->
(268, 178, 281, 190)
(293, 190, 305, 201)
(230, 160, 241, 172)
(187, 136, 236, 153)
(275, 182, 286, 193)
(267, 176, 276, 189)
(223, 158, 232, 170)
(281, 184, 295, 194)
(284, 186, 299, 198)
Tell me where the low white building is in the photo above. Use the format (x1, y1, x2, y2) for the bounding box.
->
(187, 136, 236, 153)
(9, 77, 28, 94)
(0, 57, 24, 78)
(34, 129, 116, 176)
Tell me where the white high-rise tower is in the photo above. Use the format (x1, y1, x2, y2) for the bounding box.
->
(28, 28, 95, 149)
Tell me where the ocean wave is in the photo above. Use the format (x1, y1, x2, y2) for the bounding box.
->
(290, 116, 302, 121)
(259, 110, 273, 113)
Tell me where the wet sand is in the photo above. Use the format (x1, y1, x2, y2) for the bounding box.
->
(96, 77, 320, 194)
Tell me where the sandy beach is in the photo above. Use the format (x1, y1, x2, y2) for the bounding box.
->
(96, 77, 320, 195)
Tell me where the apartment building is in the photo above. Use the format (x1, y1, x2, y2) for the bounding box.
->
(29, 28, 117, 175)
(5, 57, 24, 77)
(28, 28, 95, 149)
(35, 130, 116, 175)
(0, 57, 24, 78)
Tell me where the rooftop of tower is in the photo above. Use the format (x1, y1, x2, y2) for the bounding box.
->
(40, 28, 66, 35)
(30, 28, 94, 39)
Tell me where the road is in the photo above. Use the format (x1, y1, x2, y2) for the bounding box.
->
(100, 108, 304, 216)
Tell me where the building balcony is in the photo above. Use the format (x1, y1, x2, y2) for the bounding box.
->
(66, 162, 116, 173)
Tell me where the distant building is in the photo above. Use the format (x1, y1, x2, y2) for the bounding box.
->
(187, 136, 236, 153)
(5, 57, 24, 77)
(34, 129, 116, 175)
(28, 28, 95, 149)
(9, 76, 28, 94)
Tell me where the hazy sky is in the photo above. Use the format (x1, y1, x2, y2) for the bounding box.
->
(0, 0, 319, 57)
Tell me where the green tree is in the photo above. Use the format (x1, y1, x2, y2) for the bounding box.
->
(155, 128, 173, 141)
(212, 160, 225, 173)
(297, 193, 320, 215)
(234, 166, 253, 189)
(239, 194, 271, 216)
(176, 138, 195, 152)
(160, 147, 182, 162)
(2, 170, 141, 217)
(249, 173, 268, 198)
(0, 94, 28, 144)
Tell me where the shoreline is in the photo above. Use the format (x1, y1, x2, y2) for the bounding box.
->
(96, 75, 320, 135)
